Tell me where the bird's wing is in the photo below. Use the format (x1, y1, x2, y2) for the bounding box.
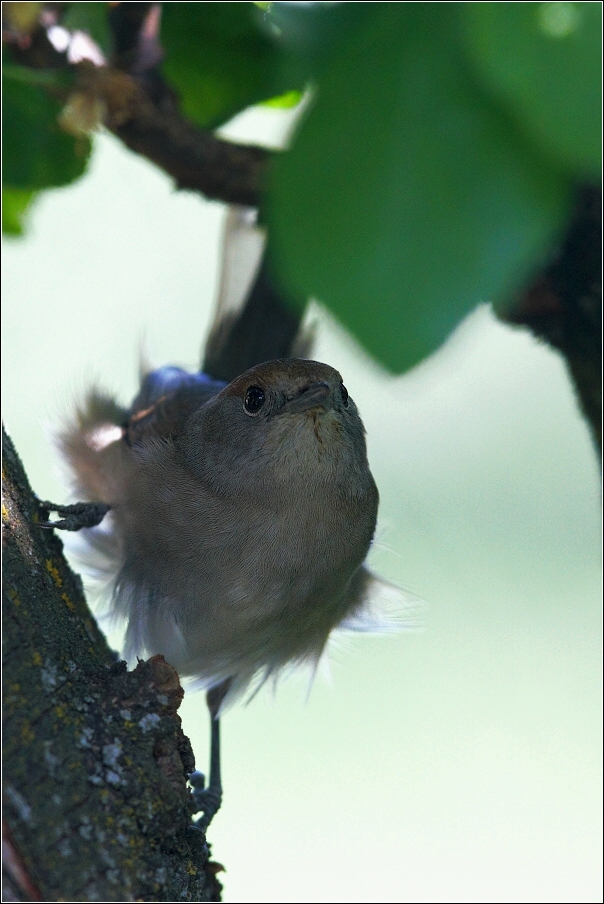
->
(125, 366, 226, 446)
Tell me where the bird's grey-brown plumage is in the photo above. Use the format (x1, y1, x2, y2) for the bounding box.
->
(60, 357, 382, 705)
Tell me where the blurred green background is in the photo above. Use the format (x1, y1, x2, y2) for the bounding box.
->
(2, 107, 601, 903)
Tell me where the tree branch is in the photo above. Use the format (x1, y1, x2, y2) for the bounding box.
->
(86, 63, 269, 207)
(2, 426, 223, 902)
(8, 17, 271, 209)
(505, 186, 602, 451)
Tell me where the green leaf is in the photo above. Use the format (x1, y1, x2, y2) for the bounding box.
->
(262, 89, 302, 109)
(3, 68, 91, 191)
(463, 2, 602, 180)
(160, 2, 300, 129)
(265, 2, 374, 87)
(2, 188, 37, 236)
(62, 2, 113, 58)
(269, 4, 571, 373)
(1, 63, 72, 89)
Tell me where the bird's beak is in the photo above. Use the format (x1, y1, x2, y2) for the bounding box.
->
(280, 381, 332, 414)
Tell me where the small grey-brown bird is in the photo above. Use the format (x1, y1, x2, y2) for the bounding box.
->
(41, 211, 412, 829)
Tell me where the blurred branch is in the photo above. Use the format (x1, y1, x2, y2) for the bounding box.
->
(2, 426, 223, 902)
(81, 61, 269, 206)
(505, 186, 602, 452)
(204, 256, 312, 382)
(5, 8, 301, 352)
(7, 17, 270, 207)
(108, 1, 156, 71)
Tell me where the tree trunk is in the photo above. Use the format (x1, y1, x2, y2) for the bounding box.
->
(2, 427, 222, 902)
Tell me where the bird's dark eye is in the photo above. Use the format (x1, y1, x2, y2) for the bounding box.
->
(340, 383, 349, 407)
(244, 385, 266, 415)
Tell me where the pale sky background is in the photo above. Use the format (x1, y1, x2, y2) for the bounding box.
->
(2, 107, 601, 903)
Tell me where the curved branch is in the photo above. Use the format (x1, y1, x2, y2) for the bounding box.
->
(7, 21, 271, 208)
(84, 64, 270, 207)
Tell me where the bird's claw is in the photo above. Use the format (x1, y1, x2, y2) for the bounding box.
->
(189, 771, 222, 831)
(193, 788, 222, 832)
(37, 500, 111, 531)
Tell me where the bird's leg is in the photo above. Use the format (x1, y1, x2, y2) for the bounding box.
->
(37, 500, 111, 531)
(190, 678, 232, 831)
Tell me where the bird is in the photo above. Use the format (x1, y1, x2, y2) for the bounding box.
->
(39, 209, 411, 829)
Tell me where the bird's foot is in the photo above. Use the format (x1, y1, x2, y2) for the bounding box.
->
(37, 500, 111, 531)
(189, 770, 222, 831)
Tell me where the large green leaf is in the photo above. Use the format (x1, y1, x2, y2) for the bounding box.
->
(266, 2, 374, 86)
(463, 2, 602, 180)
(160, 2, 300, 129)
(2, 188, 37, 236)
(269, 4, 571, 373)
(3, 67, 91, 192)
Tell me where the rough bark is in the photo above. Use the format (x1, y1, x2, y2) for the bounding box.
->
(2, 427, 223, 902)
